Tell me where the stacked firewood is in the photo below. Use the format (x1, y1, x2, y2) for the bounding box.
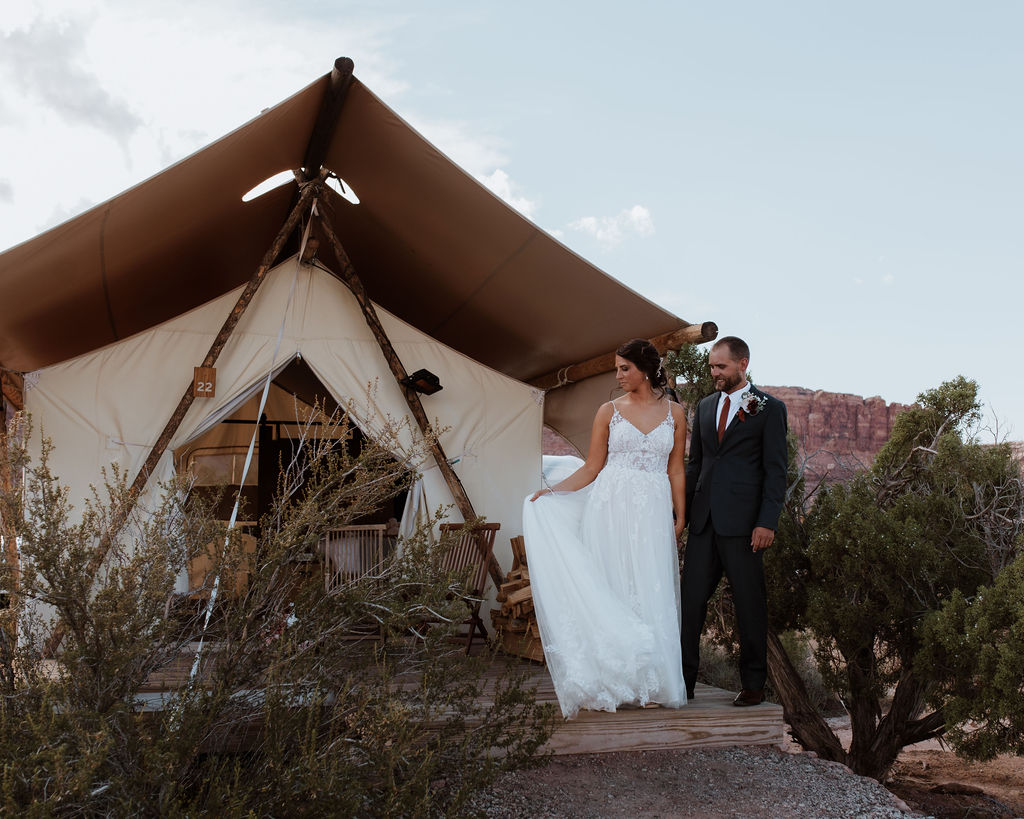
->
(490, 535, 544, 663)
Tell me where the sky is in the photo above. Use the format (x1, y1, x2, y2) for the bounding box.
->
(1, 1, 1022, 440)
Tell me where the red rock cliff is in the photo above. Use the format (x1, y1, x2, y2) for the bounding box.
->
(758, 385, 914, 485)
(543, 385, 916, 486)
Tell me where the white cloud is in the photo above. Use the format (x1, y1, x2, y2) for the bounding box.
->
(881, 273, 895, 285)
(475, 168, 536, 218)
(38, 197, 96, 234)
(0, 1, 411, 251)
(0, 16, 142, 148)
(408, 115, 537, 218)
(568, 205, 655, 249)
(406, 115, 508, 176)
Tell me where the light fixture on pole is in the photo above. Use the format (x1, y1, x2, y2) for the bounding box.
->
(400, 369, 443, 395)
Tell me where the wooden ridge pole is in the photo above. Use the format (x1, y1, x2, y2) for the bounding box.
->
(43, 177, 323, 657)
(315, 210, 506, 590)
(528, 322, 719, 391)
(301, 57, 355, 181)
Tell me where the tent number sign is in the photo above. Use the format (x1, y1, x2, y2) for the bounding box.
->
(193, 367, 217, 398)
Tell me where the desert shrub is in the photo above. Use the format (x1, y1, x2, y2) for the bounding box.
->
(0, 412, 554, 816)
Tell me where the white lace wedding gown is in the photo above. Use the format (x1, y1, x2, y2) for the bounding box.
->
(522, 402, 687, 718)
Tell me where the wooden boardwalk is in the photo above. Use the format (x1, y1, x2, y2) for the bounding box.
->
(489, 658, 785, 755)
(130, 649, 784, 755)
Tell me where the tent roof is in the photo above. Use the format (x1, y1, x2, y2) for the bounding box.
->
(0, 64, 686, 379)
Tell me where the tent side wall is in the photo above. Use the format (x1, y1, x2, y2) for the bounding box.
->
(24, 258, 541, 610)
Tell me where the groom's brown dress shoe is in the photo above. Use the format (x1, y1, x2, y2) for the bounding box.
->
(732, 689, 764, 707)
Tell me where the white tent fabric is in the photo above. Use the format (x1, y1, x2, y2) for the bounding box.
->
(24, 257, 542, 603)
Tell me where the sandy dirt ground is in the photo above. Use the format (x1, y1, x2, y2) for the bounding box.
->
(888, 749, 1024, 818)
(827, 716, 1024, 818)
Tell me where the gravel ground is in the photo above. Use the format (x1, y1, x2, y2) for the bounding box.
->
(469, 746, 916, 818)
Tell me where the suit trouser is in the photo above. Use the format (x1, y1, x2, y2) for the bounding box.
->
(681, 526, 768, 692)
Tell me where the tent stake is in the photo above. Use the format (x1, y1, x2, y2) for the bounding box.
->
(315, 211, 506, 591)
(42, 177, 323, 657)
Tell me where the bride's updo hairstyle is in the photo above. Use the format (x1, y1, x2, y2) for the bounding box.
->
(616, 338, 668, 393)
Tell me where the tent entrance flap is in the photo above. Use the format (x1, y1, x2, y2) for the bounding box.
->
(175, 356, 409, 529)
(180, 354, 299, 447)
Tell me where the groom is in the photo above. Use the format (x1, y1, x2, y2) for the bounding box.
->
(682, 336, 788, 706)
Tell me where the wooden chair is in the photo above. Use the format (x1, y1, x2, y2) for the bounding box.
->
(437, 521, 500, 653)
(187, 523, 258, 600)
(321, 524, 388, 592)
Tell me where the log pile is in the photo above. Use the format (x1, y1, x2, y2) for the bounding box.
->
(490, 535, 544, 663)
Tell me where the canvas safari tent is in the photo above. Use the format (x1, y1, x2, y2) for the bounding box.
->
(0, 58, 715, 611)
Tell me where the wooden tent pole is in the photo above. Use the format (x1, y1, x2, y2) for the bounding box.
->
(528, 322, 719, 391)
(0, 369, 23, 412)
(315, 212, 506, 590)
(1, 367, 23, 612)
(118, 176, 322, 521)
(43, 177, 322, 657)
(301, 57, 355, 181)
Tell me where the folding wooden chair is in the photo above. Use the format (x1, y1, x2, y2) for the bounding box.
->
(321, 523, 388, 592)
(437, 521, 500, 653)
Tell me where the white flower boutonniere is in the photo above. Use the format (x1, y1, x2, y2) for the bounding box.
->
(737, 390, 768, 421)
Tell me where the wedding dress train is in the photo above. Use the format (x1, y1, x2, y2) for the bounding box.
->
(523, 403, 687, 718)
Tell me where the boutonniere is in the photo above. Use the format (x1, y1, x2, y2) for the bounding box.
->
(736, 390, 767, 421)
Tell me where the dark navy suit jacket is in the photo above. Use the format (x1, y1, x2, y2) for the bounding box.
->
(685, 386, 788, 537)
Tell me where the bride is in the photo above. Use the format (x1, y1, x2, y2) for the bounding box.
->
(523, 338, 688, 718)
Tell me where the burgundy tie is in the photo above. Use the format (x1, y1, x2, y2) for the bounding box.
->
(717, 395, 730, 443)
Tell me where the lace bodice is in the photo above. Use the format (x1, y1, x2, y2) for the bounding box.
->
(606, 403, 674, 474)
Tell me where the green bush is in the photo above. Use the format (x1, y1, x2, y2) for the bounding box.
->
(0, 413, 554, 816)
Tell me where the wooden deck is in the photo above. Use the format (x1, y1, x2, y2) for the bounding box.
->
(488, 658, 785, 755)
(129, 649, 784, 755)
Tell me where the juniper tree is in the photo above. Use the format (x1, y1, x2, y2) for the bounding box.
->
(768, 376, 1024, 778)
(671, 345, 1024, 778)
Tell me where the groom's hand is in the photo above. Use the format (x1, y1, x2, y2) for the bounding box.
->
(751, 526, 775, 552)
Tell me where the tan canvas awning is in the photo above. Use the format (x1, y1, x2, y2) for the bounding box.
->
(0, 62, 704, 452)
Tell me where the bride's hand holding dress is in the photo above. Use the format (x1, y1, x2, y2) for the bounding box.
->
(523, 386, 688, 718)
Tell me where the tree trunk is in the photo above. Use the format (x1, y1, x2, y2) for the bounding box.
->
(844, 646, 886, 777)
(766, 627, 847, 764)
(854, 669, 946, 780)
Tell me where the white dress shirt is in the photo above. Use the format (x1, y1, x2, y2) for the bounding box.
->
(716, 381, 750, 434)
